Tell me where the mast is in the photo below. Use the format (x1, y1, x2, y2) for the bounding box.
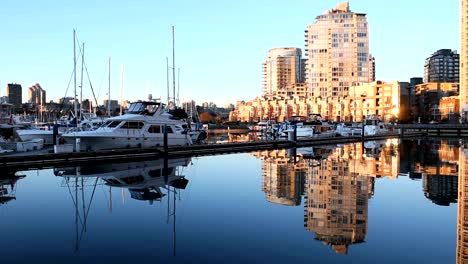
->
(79, 42, 85, 126)
(108, 57, 111, 117)
(166, 57, 170, 105)
(120, 64, 124, 115)
(172, 26, 176, 107)
(73, 29, 78, 122)
(177, 68, 180, 106)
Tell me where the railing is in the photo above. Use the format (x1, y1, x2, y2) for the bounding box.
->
(394, 124, 468, 129)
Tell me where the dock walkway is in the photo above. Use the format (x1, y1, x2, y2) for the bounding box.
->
(0, 132, 424, 170)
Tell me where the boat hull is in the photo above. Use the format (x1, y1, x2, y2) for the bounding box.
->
(62, 133, 191, 152)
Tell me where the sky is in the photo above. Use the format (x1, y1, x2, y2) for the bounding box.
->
(0, 0, 460, 107)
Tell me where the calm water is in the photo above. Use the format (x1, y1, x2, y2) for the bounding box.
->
(0, 139, 463, 263)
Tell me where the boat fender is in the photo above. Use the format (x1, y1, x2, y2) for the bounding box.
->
(58, 137, 65, 144)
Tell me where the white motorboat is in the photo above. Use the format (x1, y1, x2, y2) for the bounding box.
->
(363, 117, 389, 136)
(278, 121, 314, 138)
(16, 128, 56, 145)
(61, 101, 193, 152)
(336, 123, 363, 136)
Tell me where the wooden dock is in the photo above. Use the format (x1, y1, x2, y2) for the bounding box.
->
(0, 132, 424, 171)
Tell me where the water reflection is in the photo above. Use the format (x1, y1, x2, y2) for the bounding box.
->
(254, 138, 462, 254)
(53, 157, 191, 254)
(0, 170, 25, 205)
(458, 143, 468, 263)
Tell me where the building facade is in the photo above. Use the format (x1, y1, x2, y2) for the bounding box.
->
(304, 2, 370, 120)
(461, 0, 468, 121)
(6, 83, 22, 112)
(424, 49, 459, 83)
(414, 82, 459, 122)
(346, 81, 400, 122)
(262, 47, 304, 97)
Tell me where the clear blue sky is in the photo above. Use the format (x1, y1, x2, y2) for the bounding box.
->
(0, 0, 459, 107)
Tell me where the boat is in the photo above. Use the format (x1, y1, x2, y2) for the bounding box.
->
(363, 116, 389, 136)
(61, 101, 193, 152)
(336, 123, 363, 136)
(277, 121, 314, 138)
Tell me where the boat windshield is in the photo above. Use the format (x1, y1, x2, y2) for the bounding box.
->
(127, 102, 160, 115)
(105, 121, 122, 128)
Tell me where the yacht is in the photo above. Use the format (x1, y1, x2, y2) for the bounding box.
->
(61, 101, 192, 152)
(363, 117, 389, 136)
(336, 123, 363, 136)
(278, 121, 314, 138)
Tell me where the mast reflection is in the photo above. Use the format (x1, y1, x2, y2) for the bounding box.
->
(54, 157, 191, 254)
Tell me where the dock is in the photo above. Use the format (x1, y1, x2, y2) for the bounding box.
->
(0, 132, 424, 171)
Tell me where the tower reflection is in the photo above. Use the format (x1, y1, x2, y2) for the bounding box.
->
(256, 139, 401, 254)
(457, 143, 468, 263)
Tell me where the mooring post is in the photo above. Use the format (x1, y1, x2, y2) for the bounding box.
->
(53, 124, 59, 145)
(163, 124, 168, 152)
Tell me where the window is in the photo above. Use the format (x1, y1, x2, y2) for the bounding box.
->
(107, 121, 122, 128)
(121, 121, 144, 129)
(148, 125, 161, 133)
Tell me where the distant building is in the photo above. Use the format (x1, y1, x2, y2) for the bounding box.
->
(424, 49, 459, 83)
(28, 83, 46, 105)
(103, 99, 119, 112)
(304, 2, 370, 120)
(262, 47, 304, 97)
(6, 83, 22, 111)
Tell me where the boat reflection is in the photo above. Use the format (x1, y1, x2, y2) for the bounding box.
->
(53, 157, 191, 254)
(54, 157, 191, 204)
(0, 170, 25, 205)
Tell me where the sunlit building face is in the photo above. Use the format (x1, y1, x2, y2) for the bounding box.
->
(304, 2, 370, 100)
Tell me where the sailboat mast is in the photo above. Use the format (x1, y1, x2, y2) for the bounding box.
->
(79, 43, 85, 126)
(166, 57, 170, 105)
(172, 26, 176, 107)
(108, 57, 111, 117)
(120, 64, 124, 115)
(73, 29, 78, 122)
(177, 68, 180, 106)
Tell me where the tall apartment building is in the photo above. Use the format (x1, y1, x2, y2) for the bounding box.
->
(28, 83, 46, 105)
(6, 83, 22, 111)
(304, 2, 370, 120)
(262, 47, 304, 97)
(424, 49, 459, 83)
(461, 0, 468, 121)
